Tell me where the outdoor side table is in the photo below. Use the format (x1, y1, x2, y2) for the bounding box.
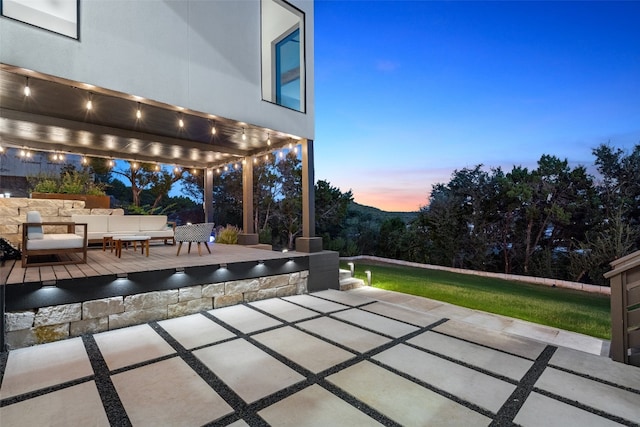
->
(113, 235, 151, 258)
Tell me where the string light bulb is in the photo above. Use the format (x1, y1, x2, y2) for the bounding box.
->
(24, 77, 31, 97)
(136, 103, 142, 119)
(174, 166, 180, 173)
(267, 133, 271, 146)
(108, 159, 114, 168)
(211, 122, 216, 135)
(242, 128, 246, 141)
(86, 93, 93, 110)
(155, 164, 160, 171)
(178, 114, 184, 128)
(82, 156, 88, 165)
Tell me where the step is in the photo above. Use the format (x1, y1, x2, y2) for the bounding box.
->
(339, 277, 366, 291)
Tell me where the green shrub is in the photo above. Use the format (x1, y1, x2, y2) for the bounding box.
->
(216, 225, 240, 244)
(29, 168, 106, 196)
(59, 172, 85, 194)
(33, 179, 59, 193)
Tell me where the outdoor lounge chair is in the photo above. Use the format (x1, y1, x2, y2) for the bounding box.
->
(175, 222, 215, 256)
(21, 211, 88, 267)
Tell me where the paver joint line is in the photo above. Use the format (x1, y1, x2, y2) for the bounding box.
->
(490, 345, 557, 427)
(81, 334, 132, 427)
(531, 386, 640, 427)
(548, 364, 640, 396)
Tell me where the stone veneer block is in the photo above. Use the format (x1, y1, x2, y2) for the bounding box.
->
(109, 306, 168, 329)
(5, 311, 36, 331)
(34, 324, 70, 344)
(261, 275, 290, 289)
(26, 199, 61, 208)
(6, 328, 38, 349)
(0, 206, 19, 216)
(0, 224, 19, 234)
(225, 278, 261, 295)
(214, 294, 244, 309)
(70, 317, 109, 336)
(90, 209, 112, 215)
(124, 290, 178, 311)
(36, 207, 61, 216)
(83, 297, 124, 319)
(244, 288, 279, 302)
(276, 284, 298, 297)
(34, 303, 82, 327)
(1, 199, 27, 208)
(168, 298, 213, 317)
(179, 285, 202, 302)
(202, 283, 225, 298)
(59, 208, 89, 216)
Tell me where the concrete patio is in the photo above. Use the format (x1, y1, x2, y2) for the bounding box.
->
(1, 288, 638, 426)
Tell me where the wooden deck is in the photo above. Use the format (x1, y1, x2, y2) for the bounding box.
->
(2, 243, 299, 286)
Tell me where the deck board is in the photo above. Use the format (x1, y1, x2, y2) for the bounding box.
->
(4, 243, 299, 285)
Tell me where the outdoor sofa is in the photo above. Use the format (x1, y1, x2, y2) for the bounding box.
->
(71, 214, 176, 245)
(22, 211, 88, 267)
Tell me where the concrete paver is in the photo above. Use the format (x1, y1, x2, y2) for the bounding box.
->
(158, 313, 235, 350)
(94, 324, 175, 371)
(258, 384, 383, 426)
(549, 347, 640, 390)
(0, 289, 631, 426)
(297, 316, 390, 353)
(193, 338, 305, 404)
(374, 344, 516, 413)
(513, 392, 624, 427)
(408, 331, 533, 380)
(362, 300, 441, 327)
(111, 357, 233, 426)
(331, 308, 420, 338)
(207, 304, 281, 334)
(0, 337, 93, 399)
(253, 326, 355, 374)
(535, 367, 640, 423)
(249, 298, 319, 322)
(433, 319, 546, 359)
(0, 381, 109, 426)
(327, 361, 492, 426)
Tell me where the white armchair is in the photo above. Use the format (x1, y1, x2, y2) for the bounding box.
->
(22, 211, 88, 267)
(174, 223, 215, 256)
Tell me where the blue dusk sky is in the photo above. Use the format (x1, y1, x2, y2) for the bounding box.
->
(313, 1, 640, 212)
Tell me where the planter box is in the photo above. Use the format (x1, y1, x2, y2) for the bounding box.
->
(31, 193, 110, 209)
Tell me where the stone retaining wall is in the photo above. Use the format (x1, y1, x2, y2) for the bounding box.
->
(4, 271, 308, 349)
(0, 197, 123, 245)
(342, 255, 611, 295)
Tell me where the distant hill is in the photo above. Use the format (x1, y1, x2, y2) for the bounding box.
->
(348, 202, 419, 223)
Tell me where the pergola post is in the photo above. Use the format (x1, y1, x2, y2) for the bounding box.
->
(238, 156, 258, 245)
(296, 139, 322, 252)
(204, 167, 214, 224)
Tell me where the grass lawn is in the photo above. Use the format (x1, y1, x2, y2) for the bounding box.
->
(342, 261, 611, 340)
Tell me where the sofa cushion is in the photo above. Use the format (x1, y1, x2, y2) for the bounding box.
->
(72, 215, 109, 233)
(26, 211, 44, 240)
(141, 230, 174, 238)
(27, 234, 85, 250)
(139, 215, 169, 231)
(108, 215, 140, 232)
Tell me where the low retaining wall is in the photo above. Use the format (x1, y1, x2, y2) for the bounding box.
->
(4, 271, 308, 349)
(342, 255, 611, 296)
(0, 197, 123, 245)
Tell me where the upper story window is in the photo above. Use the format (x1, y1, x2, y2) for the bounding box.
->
(261, 0, 305, 113)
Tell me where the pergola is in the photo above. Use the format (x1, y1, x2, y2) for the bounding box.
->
(0, 64, 320, 251)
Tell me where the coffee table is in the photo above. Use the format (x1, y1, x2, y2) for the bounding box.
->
(112, 235, 151, 258)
